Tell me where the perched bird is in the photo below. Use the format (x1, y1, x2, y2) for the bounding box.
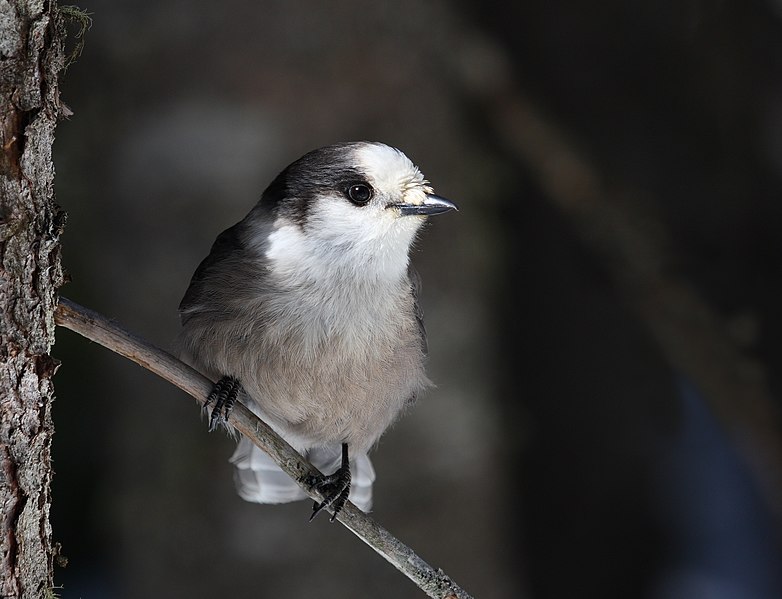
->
(177, 142, 456, 519)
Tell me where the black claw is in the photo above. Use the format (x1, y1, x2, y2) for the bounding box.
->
(206, 376, 241, 432)
(329, 485, 351, 522)
(309, 443, 352, 522)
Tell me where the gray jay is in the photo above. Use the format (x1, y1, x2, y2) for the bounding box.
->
(177, 141, 456, 520)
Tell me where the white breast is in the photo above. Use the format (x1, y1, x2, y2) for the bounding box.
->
(233, 218, 428, 454)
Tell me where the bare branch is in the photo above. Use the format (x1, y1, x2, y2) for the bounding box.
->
(54, 297, 473, 599)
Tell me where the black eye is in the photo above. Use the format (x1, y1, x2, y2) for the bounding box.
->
(346, 183, 373, 206)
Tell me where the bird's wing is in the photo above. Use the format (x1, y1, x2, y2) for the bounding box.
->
(408, 264, 428, 356)
(179, 225, 242, 324)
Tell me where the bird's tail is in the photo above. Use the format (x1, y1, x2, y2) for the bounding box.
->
(229, 438, 376, 512)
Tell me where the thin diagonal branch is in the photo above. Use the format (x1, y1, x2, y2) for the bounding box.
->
(53, 296, 472, 599)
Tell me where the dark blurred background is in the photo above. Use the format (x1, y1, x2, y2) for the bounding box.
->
(51, 1, 782, 598)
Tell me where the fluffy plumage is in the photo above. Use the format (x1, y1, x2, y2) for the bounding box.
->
(177, 142, 452, 511)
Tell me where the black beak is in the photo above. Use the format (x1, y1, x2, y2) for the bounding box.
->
(394, 194, 458, 216)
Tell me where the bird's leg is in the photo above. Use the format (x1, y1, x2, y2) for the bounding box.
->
(308, 443, 352, 522)
(206, 376, 242, 432)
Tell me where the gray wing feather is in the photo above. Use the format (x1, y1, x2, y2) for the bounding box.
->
(179, 208, 273, 325)
(408, 264, 428, 356)
(179, 223, 244, 320)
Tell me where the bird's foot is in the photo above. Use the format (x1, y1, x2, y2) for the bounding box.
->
(206, 376, 241, 432)
(308, 443, 351, 522)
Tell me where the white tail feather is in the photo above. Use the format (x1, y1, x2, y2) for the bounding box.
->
(229, 438, 376, 511)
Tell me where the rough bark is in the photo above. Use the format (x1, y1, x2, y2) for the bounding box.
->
(0, 0, 65, 597)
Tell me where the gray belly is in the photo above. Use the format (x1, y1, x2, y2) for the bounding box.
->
(179, 283, 430, 454)
(240, 332, 429, 454)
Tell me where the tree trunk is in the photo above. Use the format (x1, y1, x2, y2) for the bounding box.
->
(0, 1, 65, 597)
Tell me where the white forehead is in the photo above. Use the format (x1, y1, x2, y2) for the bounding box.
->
(353, 143, 427, 194)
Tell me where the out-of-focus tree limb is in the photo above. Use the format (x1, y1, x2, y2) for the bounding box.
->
(452, 34, 782, 520)
(54, 297, 473, 599)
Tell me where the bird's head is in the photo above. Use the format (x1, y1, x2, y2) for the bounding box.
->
(258, 142, 456, 282)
